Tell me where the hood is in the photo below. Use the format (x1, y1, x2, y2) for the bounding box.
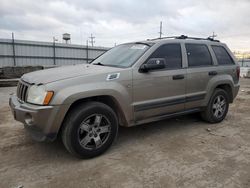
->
(22, 64, 122, 84)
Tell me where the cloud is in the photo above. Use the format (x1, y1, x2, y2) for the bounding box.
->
(0, 0, 249, 50)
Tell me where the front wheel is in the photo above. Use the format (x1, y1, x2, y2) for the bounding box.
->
(201, 88, 229, 123)
(61, 102, 118, 158)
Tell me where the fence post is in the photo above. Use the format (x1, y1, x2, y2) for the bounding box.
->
(12, 32, 16, 66)
(52, 37, 59, 66)
(53, 38, 56, 65)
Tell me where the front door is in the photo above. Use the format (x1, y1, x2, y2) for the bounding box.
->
(132, 43, 186, 121)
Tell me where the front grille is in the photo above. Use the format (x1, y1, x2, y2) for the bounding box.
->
(17, 81, 29, 102)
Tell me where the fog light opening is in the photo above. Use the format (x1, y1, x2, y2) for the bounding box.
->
(24, 113, 34, 126)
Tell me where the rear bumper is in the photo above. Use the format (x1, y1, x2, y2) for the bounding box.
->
(9, 94, 61, 142)
(233, 83, 240, 100)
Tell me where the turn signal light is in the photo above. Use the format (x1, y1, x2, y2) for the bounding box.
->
(43, 91, 54, 105)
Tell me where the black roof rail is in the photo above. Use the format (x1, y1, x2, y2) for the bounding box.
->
(147, 35, 220, 42)
(146, 36, 180, 41)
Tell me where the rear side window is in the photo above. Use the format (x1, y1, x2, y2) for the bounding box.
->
(149, 43, 182, 69)
(212, 46, 234, 65)
(186, 44, 212, 67)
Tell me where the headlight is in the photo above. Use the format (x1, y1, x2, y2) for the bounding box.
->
(27, 85, 54, 105)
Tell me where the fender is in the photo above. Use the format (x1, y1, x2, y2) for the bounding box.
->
(46, 81, 133, 134)
(202, 74, 234, 106)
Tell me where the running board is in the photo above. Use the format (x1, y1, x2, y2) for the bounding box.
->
(133, 108, 201, 126)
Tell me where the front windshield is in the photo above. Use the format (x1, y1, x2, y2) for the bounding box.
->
(91, 43, 150, 68)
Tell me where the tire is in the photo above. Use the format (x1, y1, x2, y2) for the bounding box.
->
(61, 101, 118, 158)
(201, 88, 229, 123)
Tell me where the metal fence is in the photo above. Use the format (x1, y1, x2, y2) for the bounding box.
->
(238, 59, 250, 67)
(0, 38, 109, 67)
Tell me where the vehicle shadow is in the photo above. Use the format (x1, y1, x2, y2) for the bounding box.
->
(29, 113, 209, 161)
(115, 113, 205, 147)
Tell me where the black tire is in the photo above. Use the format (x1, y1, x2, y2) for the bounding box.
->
(61, 101, 118, 158)
(201, 88, 229, 123)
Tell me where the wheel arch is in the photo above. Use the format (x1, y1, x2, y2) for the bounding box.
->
(59, 95, 128, 134)
(214, 84, 233, 103)
(204, 75, 234, 107)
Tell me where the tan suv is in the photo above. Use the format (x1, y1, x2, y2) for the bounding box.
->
(9, 35, 240, 158)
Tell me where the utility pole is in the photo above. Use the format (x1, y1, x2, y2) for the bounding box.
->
(210, 32, 217, 39)
(159, 21, 163, 39)
(89, 34, 95, 47)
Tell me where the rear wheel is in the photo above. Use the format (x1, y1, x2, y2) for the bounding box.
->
(201, 88, 229, 123)
(61, 102, 118, 158)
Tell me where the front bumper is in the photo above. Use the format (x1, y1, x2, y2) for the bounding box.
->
(9, 94, 60, 142)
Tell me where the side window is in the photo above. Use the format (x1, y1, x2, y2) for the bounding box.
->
(149, 44, 182, 69)
(186, 44, 212, 67)
(212, 46, 234, 65)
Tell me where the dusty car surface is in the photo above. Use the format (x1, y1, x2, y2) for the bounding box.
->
(9, 35, 240, 158)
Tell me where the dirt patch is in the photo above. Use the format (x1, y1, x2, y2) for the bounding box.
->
(0, 106, 11, 122)
(0, 79, 250, 188)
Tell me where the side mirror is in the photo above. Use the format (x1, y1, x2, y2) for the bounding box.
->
(139, 58, 166, 73)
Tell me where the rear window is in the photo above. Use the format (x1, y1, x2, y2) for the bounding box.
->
(212, 46, 234, 65)
(186, 44, 212, 67)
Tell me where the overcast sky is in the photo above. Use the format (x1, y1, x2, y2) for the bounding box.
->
(1, 0, 250, 51)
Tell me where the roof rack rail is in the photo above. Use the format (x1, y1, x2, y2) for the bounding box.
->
(147, 35, 220, 42)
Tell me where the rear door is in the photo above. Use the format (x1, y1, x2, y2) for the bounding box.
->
(211, 45, 238, 83)
(132, 43, 186, 121)
(185, 43, 217, 109)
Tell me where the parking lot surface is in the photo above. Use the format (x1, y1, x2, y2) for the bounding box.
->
(1, 79, 250, 188)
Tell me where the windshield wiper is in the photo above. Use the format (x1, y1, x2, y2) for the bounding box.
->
(93, 62, 105, 66)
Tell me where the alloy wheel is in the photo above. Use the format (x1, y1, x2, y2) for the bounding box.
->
(78, 114, 111, 150)
(212, 95, 226, 119)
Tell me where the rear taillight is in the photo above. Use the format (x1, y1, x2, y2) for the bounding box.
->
(236, 66, 240, 79)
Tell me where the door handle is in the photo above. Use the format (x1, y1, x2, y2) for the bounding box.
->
(172, 74, 184, 80)
(208, 71, 218, 76)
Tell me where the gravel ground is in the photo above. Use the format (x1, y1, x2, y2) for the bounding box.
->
(0, 79, 250, 188)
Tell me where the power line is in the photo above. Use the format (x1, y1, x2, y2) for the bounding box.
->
(220, 32, 250, 38)
(97, 32, 157, 41)
(95, 28, 158, 39)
